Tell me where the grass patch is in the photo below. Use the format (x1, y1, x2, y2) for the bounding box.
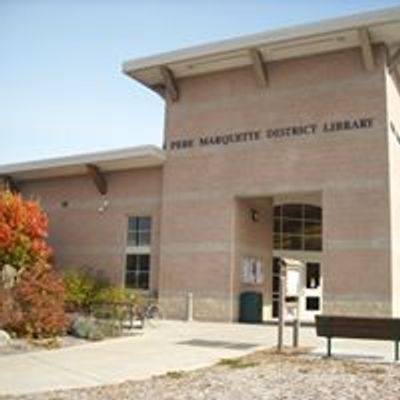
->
(218, 358, 259, 369)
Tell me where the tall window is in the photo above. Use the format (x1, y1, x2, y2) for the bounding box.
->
(273, 204, 322, 251)
(125, 216, 151, 289)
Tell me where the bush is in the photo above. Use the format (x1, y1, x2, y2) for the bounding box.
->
(0, 192, 52, 270)
(9, 262, 66, 338)
(95, 287, 134, 304)
(63, 270, 108, 311)
(0, 287, 22, 330)
(0, 192, 65, 339)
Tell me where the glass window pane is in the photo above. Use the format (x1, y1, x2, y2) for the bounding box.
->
(126, 255, 137, 272)
(273, 258, 281, 274)
(138, 231, 151, 246)
(282, 204, 302, 219)
(127, 232, 137, 246)
(305, 220, 322, 235)
(138, 255, 150, 272)
(305, 205, 322, 220)
(138, 217, 151, 231)
(138, 272, 149, 289)
(282, 234, 303, 250)
(282, 218, 302, 235)
(125, 272, 137, 289)
(272, 300, 279, 318)
(305, 235, 322, 251)
(273, 218, 281, 233)
(272, 276, 280, 292)
(306, 297, 320, 311)
(306, 263, 320, 288)
(128, 217, 138, 230)
(273, 206, 281, 217)
(273, 234, 281, 249)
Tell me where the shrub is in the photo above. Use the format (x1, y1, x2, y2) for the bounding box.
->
(63, 270, 108, 311)
(0, 192, 52, 270)
(0, 192, 65, 339)
(0, 287, 22, 330)
(10, 262, 66, 338)
(95, 287, 134, 304)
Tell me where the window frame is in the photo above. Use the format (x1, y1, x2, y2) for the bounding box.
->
(273, 204, 322, 252)
(124, 215, 152, 290)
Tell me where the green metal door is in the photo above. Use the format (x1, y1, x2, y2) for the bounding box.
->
(239, 291, 263, 323)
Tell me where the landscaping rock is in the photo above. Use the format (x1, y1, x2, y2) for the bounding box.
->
(0, 330, 10, 347)
(71, 316, 97, 339)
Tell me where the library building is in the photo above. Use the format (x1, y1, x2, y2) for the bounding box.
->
(1, 8, 400, 322)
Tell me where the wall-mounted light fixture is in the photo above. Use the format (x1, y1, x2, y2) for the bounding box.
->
(98, 198, 110, 214)
(250, 208, 259, 222)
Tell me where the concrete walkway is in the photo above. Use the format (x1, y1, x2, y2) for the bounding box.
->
(0, 321, 396, 396)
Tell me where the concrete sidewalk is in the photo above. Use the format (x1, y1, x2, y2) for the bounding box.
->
(0, 321, 396, 396)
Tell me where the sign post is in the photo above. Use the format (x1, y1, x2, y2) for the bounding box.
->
(277, 259, 286, 351)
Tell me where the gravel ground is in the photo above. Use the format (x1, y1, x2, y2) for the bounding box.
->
(3, 349, 400, 400)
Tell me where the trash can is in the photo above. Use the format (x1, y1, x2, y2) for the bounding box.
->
(239, 291, 263, 323)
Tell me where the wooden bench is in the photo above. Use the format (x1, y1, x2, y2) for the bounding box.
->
(315, 315, 400, 361)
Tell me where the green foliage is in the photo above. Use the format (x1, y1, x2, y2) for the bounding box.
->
(63, 270, 108, 310)
(92, 287, 138, 322)
(95, 286, 135, 304)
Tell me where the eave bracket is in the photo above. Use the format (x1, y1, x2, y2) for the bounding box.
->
(86, 164, 108, 195)
(249, 48, 268, 87)
(160, 66, 179, 102)
(358, 28, 375, 72)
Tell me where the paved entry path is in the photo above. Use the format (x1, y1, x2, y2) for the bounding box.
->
(0, 321, 396, 396)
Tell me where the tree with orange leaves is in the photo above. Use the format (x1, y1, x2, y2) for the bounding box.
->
(0, 191, 66, 338)
(0, 191, 52, 270)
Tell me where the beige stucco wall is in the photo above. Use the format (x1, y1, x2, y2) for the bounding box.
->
(234, 198, 273, 321)
(159, 45, 392, 320)
(20, 167, 163, 289)
(386, 65, 400, 316)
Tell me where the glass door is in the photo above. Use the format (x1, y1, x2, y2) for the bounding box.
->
(302, 261, 322, 321)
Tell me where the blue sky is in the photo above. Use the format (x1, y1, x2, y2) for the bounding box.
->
(1, 0, 400, 164)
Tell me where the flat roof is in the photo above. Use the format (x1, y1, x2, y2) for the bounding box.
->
(0, 145, 165, 181)
(123, 7, 400, 90)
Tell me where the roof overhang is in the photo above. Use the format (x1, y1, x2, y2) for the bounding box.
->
(122, 7, 400, 93)
(0, 145, 165, 182)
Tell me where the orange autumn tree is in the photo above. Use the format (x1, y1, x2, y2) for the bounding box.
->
(0, 191, 52, 269)
(0, 191, 66, 338)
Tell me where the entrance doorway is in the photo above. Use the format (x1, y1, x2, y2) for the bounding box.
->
(272, 202, 323, 321)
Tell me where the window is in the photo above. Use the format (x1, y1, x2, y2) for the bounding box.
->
(125, 254, 150, 289)
(125, 216, 152, 289)
(306, 296, 320, 311)
(273, 204, 322, 251)
(127, 216, 151, 246)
